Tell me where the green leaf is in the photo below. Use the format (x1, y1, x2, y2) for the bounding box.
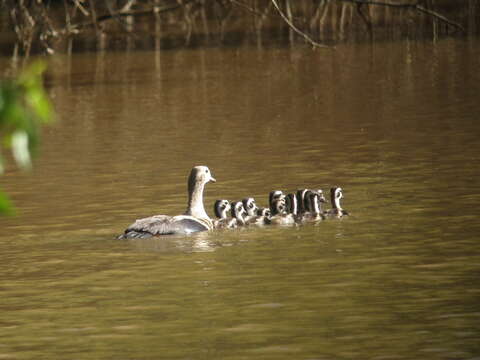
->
(18, 60, 47, 87)
(0, 190, 15, 216)
(16, 60, 55, 125)
(25, 84, 54, 124)
(0, 59, 55, 216)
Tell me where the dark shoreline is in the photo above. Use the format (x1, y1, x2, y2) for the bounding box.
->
(0, 0, 478, 57)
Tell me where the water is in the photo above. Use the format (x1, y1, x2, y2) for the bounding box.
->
(1, 37, 480, 359)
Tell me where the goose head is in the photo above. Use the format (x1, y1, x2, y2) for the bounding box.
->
(231, 201, 247, 224)
(188, 166, 216, 190)
(214, 199, 231, 219)
(242, 197, 258, 217)
(330, 187, 343, 210)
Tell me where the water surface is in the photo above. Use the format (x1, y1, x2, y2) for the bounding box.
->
(1, 37, 480, 359)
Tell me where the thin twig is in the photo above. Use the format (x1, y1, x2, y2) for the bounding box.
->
(270, 0, 332, 48)
(230, 0, 266, 17)
(105, 0, 135, 34)
(61, 2, 187, 35)
(88, 0, 99, 33)
(415, 4, 465, 32)
(121, 0, 137, 13)
(231, 0, 315, 25)
(338, 0, 466, 32)
(63, 0, 71, 32)
(72, 0, 90, 17)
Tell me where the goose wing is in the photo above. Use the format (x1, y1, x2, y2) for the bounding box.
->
(118, 215, 210, 239)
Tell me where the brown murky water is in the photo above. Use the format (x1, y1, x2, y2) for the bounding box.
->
(1, 37, 480, 359)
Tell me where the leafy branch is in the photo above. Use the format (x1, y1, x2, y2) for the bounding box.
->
(0, 61, 55, 215)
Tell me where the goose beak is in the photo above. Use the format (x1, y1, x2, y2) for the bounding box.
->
(210, 176, 216, 183)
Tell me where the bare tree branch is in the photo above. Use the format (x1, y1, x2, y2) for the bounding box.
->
(270, 0, 332, 48)
(72, 0, 90, 17)
(4, 0, 470, 56)
(339, 0, 466, 33)
(105, 0, 135, 34)
(229, 0, 266, 18)
(60, 1, 189, 35)
(415, 3, 465, 32)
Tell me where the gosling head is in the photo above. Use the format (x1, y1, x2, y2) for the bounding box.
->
(330, 187, 343, 209)
(231, 201, 247, 222)
(242, 197, 258, 217)
(269, 190, 285, 213)
(315, 189, 327, 204)
(214, 199, 231, 219)
(271, 197, 287, 216)
(257, 208, 271, 218)
(269, 190, 283, 206)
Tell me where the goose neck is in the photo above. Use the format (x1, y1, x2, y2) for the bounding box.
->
(186, 181, 209, 219)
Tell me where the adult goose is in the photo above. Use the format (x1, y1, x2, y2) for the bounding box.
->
(117, 166, 216, 239)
